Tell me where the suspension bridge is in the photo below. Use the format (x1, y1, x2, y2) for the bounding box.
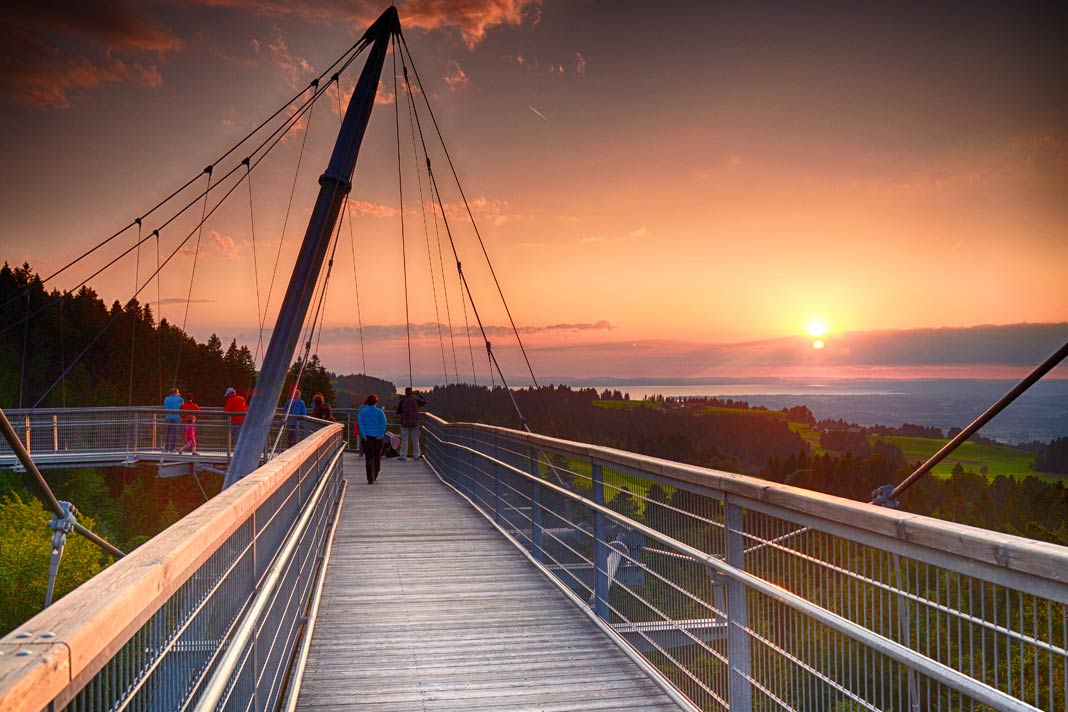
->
(0, 7, 1066, 711)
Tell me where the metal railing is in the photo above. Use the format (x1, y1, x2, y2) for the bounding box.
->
(0, 422, 346, 712)
(0, 406, 336, 469)
(423, 414, 1068, 712)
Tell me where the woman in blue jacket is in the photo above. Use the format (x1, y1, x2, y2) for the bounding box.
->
(357, 394, 387, 483)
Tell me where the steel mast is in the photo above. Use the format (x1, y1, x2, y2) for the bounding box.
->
(225, 7, 399, 487)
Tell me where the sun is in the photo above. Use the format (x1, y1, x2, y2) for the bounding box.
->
(805, 319, 829, 337)
(812, 339, 825, 350)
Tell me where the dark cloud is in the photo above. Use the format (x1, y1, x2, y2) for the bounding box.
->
(0, 2, 181, 108)
(187, 0, 541, 49)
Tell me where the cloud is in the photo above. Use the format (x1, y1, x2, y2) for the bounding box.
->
(443, 60, 470, 91)
(188, 0, 542, 49)
(267, 34, 313, 89)
(442, 196, 527, 226)
(311, 319, 613, 342)
(346, 199, 400, 218)
(528, 105, 549, 121)
(375, 79, 395, 105)
(210, 230, 239, 259)
(0, 4, 181, 108)
(575, 52, 586, 76)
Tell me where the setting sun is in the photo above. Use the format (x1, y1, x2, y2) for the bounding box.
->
(806, 319, 829, 338)
(812, 339, 826, 350)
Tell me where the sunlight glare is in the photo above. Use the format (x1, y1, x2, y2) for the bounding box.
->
(812, 339, 826, 350)
(806, 319, 829, 337)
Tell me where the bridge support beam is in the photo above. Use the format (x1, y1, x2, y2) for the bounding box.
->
(725, 499, 753, 712)
(225, 7, 400, 487)
(591, 461, 610, 621)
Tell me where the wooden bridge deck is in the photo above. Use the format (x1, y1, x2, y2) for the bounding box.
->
(296, 454, 681, 711)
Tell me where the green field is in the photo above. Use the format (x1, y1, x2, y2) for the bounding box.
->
(592, 399, 1061, 482)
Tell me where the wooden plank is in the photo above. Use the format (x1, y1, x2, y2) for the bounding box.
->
(296, 456, 681, 711)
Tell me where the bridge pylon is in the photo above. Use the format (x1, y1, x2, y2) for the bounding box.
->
(225, 7, 400, 487)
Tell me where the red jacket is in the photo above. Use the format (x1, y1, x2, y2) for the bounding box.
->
(224, 394, 247, 424)
(180, 402, 200, 423)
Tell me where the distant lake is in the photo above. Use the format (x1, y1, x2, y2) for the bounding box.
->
(584, 379, 1068, 443)
(586, 383, 904, 398)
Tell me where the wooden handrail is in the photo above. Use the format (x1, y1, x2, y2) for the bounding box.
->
(0, 423, 344, 712)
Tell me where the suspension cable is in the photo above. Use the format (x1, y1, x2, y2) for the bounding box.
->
(19, 290, 30, 408)
(392, 35, 413, 389)
(171, 167, 214, 387)
(402, 61, 450, 385)
(59, 298, 67, 407)
(1, 44, 369, 341)
(155, 228, 163, 400)
(29, 76, 340, 409)
(399, 34, 555, 427)
(260, 83, 319, 374)
(128, 221, 142, 407)
(0, 38, 372, 319)
(336, 83, 369, 390)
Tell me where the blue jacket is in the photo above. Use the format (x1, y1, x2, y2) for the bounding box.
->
(163, 394, 184, 421)
(357, 405, 387, 438)
(284, 397, 307, 423)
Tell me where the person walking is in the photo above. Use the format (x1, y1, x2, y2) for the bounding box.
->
(395, 387, 427, 460)
(163, 388, 184, 452)
(283, 388, 307, 447)
(178, 393, 201, 455)
(357, 394, 387, 484)
(224, 387, 247, 446)
(312, 393, 335, 421)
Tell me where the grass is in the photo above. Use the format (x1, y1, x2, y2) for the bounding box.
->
(872, 435, 1047, 479)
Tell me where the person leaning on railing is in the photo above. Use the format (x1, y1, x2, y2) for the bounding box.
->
(224, 387, 247, 445)
(357, 394, 387, 484)
(163, 387, 184, 453)
(395, 387, 427, 460)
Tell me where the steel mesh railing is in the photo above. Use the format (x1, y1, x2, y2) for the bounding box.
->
(0, 423, 345, 712)
(423, 415, 1068, 712)
(0, 406, 336, 469)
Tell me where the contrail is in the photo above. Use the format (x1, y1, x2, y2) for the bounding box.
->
(528, 105, 549, 122)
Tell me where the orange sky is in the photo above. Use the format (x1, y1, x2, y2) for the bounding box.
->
(1, 1, 1066, 381)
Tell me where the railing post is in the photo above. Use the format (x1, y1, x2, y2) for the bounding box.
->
(529, 446, 544, 562)
(52, 414, 58, 452)
(152, 413, 157, 450)
(591, 460, 609, 621)
(493, 460, 503, 525)
(724, 498, 753, 712)
(133, 411, 139, 455)
(24, 416, 30, 455)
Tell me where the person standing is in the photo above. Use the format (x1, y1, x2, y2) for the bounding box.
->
(283, 388, 307, 447)
(179, 393, 201, 455)
(163, 388, 184, 452)
(395, 387, 427, 460)
(357, 394, 387, 484)
(312, 393, 335, 421)
(224, 387, 247, 446)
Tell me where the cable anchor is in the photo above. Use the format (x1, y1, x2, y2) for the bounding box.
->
(871, 485, 900, 509)
(45, 501, 78, 607)
(242, 157, 251, 167)
(203, 165, 214, 175)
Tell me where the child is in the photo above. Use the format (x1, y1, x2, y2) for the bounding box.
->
(179, 414, 198, 455)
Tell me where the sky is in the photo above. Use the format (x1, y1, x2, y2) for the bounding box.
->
(1, 1, 1066, 384)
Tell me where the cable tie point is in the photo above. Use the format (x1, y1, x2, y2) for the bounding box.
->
(330, 73, 340, 83)
(310, 78, 320, 88)
(134, 217, 142, 226)
(241, 157, 251, 167)
(203, 165, 213, 175)
(152, 230, 159, 237)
